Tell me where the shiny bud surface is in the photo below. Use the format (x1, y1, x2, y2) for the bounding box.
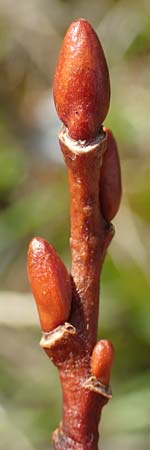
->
(27, 237, 72, 332)
(100, 128, 122, 221)
(53, 19, 110, 141)
(91, 339, 114, 385)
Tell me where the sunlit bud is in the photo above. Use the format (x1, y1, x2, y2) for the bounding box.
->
(91, 339, 115, 385)
(54, 19, 110, 141)
(27, 237, 72, 332)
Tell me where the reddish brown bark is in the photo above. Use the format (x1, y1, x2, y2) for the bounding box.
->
(60, 128, 112, 348)
(27, 18, 122, 450)
(50, 129, 114, 450)
(32, 128, 114, 450)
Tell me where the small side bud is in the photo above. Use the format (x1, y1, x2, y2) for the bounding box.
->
(27, 237, 72, 332)
(100, 128, 122, 221)
(53, 19, 110, 142)
(91, 339, 115, 386)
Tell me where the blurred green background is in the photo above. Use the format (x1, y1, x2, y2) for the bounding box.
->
(0, 0, 149, 449)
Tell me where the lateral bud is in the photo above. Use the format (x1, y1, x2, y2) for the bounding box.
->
(53, 19, 110, 142)
(100, 128, 122, 221)
(27, 237, 72, 332)
(91, 339, 115, 386)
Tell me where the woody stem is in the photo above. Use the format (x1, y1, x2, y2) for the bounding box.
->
(60, 128, 108, 348)
(50, 128, 112, 450)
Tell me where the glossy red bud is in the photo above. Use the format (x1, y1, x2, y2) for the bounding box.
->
(91, 339, 114, 385)
(100, 128, 122, 221)
(27, 237, 72, 332)
(53, 19, 110, 141)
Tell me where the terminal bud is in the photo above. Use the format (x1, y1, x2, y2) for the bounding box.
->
(54, 19, 110, 141)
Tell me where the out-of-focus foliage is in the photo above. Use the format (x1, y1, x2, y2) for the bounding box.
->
(0, 1, 149, 449)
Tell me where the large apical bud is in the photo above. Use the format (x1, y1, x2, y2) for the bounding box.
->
(27, 237, 72, 332)
(53, 19, 110, 141)
(100, 128, 122, 221)
(91, 339, 115, 385)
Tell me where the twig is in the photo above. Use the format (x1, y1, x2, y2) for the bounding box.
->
(27, 19, 121, 450)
